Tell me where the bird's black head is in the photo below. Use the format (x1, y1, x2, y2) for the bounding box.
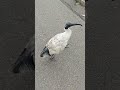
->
(65, 22, 82, 29)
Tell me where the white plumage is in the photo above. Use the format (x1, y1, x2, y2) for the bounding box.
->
(46, 28, 72, 55)
(40, 22, 82, 59)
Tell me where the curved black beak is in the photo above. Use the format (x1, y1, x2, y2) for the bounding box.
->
(65, 23, 82, 29)
(71, 23, 82, 26)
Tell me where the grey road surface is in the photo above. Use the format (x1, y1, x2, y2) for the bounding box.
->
(60, 0, 85, 21)
(35, 0, 85, 90)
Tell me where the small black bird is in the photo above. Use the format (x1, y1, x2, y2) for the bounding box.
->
(12, 35, 35, 73)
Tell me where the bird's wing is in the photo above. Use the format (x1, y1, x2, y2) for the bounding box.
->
(46, 33, 63, 47)
(46, 33, 67, 54)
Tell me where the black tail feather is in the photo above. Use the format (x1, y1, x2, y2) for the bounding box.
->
(40, 47, 51, 57)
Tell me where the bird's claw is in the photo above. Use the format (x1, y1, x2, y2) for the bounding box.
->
(50, 54, 55, 60)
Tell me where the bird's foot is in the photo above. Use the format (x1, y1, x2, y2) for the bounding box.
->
(50, 54, 55, 60)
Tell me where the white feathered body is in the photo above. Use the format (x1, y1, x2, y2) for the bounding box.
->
(46, 29, 72, 55)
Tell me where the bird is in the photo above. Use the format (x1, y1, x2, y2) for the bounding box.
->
(40, 22, 82, 59)
(12, 35, 35, 73)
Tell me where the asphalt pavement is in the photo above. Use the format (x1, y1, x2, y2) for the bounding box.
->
(35, 0, 85, 90)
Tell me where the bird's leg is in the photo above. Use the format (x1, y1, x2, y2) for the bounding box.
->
(50, 54, 55, 60)
(65, 44, 69, 48)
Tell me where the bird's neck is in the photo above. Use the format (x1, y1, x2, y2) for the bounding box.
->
(64, 28, 72, 34)
(64, 28, 72, 38)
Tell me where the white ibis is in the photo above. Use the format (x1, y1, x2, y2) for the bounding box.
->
(40, 22, 82, 59)
(12, 35, 35, 73)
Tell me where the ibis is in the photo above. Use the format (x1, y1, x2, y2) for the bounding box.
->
(40, 22, 82, 59)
